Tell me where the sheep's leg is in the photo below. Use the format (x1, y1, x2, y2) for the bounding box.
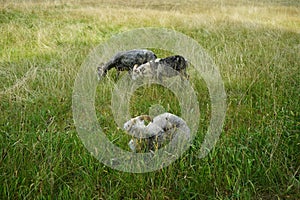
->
(128, 139, 137, 152)
(146, 138, 154, 152)
(127, 69, 133, 79)
(179, 70, 189, 82)
(183, 68, 190, 80)
(179, 73, 184, 82)
(158, 74, 163, 83)
(147, 136, 159, 152)
(183, 69, 189, 80)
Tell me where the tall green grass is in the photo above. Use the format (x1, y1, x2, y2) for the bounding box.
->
(1, 0, 299, 199)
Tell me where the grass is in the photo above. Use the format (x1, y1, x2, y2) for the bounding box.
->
(0, 0, 299, 199)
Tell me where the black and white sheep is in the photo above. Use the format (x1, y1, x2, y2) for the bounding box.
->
(131, 55, 189, 81)
(124, 113, 190, 152)
(97, 49, 157, 79)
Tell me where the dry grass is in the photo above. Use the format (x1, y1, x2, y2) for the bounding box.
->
(0, 0, 299, 199)
(1, 0, 299, 31)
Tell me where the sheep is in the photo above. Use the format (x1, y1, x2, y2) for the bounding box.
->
(124, 113, 190, 152)
(131, 55, 189, 81)
(97, 49, 157, 79)
(123, 115, 157, 139)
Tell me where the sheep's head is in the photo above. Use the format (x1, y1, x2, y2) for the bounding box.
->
(132, 63, 151, 80)
(123, 117, 144, 132)
(131, 64, 141, 80)
(128, 139, 137, 152)
(123, 115, 152, 137)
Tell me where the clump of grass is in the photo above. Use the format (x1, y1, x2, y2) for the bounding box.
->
(1, 0, 299, 199)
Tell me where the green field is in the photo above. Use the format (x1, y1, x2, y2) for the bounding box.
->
(1, 0, 299, 199)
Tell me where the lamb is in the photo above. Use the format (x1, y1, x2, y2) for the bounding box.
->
(131, 55, 189, 81)
(97, 49, 157, 79)
(123, 113, 190, 152)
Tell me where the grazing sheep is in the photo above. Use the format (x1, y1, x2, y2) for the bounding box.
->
(123, 115, 157, 139)
(124, 113, 190, 152)
(131, 55, 189, 81)
(97, 49, 157, 79)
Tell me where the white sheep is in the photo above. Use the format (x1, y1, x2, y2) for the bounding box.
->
(124, 113, 190, 152)
(131, 55, 189, 81)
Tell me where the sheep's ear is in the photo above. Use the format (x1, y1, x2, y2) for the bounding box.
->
(139, 115, 152, 122)
(138, 116, 144, 121)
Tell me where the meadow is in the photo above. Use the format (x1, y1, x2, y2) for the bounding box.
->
(0, 0, 299, 199)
